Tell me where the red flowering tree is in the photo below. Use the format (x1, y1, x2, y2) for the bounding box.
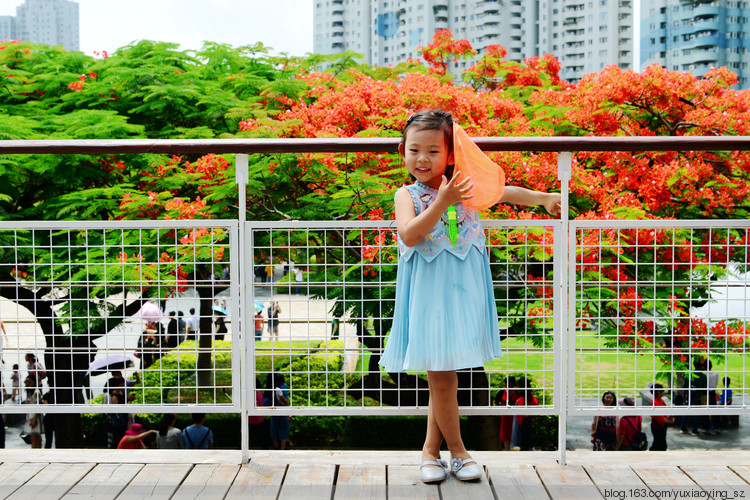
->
(418, 29, 476, 76)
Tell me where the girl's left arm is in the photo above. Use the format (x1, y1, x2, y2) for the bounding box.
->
(500, 186, 561, 217)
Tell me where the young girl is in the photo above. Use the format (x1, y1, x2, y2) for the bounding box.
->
(379, 109, 561, 483)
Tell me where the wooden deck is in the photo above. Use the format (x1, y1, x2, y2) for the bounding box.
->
(1, 449, 749, 499)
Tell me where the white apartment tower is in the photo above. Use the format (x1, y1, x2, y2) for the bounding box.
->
(314, 0, 634, 83)
(640, 0, 750, 89)
(0, 16, 15, 42)
(8, 0, 79, 51)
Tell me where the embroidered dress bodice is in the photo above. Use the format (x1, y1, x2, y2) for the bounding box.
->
(397, 182, 486, 262)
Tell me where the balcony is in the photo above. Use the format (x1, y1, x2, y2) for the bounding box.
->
(1, 136, 749, 472)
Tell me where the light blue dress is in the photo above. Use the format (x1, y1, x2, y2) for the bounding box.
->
(379, 182, 502, 372)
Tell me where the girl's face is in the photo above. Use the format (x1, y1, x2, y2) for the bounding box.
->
(399, 128, 453, 190)
(603, 393, 615, 406)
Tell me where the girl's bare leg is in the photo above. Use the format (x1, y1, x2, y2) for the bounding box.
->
(426, 371, 471, 460)
(421, 393, 444, 465)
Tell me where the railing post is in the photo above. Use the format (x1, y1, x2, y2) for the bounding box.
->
(556, 151, 572, 466)
(237, 154, 250, 463)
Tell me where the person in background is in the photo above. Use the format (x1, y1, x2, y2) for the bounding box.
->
(496, 376, 518, 451)
(164, 311, 180, 348)
(214, 299, 229, 340)
(513, 377, 538, 451)
(41, 391, 54, 449)
(330, 317, 340, 340)
(117, 422, 157, 449)
(591, 391, 618, 451)
(249, 377, 267, 449)
(616, 397, 642, 450)
(680, 356, 708, 436)
(185, 308, 199, 340)
(294, 267, 303, 294)
(254, 311, 264, 341)
(156, 413, 185, 449)
(183, 413, 214, 449)
(706, 360, 720, 435)
(264, 260, 273, 283)
(267, 302, 281, 340)
(720, 377, 734, 429)
(25, 353, 46, 390)
(23, 375, 42, 448)
(650, 384, 674, 451)
(266, 373, 290, 450)
(11, 364, 21, 402)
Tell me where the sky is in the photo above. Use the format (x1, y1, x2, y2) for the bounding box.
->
(1, 0, 314, 57)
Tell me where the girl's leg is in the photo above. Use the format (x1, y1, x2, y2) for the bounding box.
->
(421, 393, 444, 464)
(427, 371, 470, 460)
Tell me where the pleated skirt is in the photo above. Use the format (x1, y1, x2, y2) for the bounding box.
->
(379, 247, 502, 372)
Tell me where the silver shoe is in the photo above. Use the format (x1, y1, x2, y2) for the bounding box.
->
(420, 458, 448, 483)
(450, 457, 483, 481)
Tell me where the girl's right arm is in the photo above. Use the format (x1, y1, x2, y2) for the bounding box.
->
(396, 174, 473, 247)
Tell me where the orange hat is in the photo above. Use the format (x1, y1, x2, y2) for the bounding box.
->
(452, 123, 505, 211)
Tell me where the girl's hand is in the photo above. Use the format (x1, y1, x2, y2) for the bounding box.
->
(543, 193, 562, 217)
(437, 170, 473, 208)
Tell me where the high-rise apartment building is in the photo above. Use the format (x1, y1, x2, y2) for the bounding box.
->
(3, 0, 79, 51)
(314, 0, 635, 83)
(0, 16, 15, 41)
(640, 0, 750, 88)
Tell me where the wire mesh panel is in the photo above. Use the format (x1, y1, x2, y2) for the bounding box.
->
(570, 220, 750, 416)
(247, 220, 560, 416)
(0, 221, 239, 413)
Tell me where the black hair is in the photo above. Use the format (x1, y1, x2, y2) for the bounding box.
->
(192, 413, 205, 424)
(265, 373, 286, 404)
(401, 109, 455, 179)
(160, 413, 176, 436)
(724, 376, 731, 386)
(652, 383, 664, 394)
(601, 390, 616, 405)
(189, 308, 195, 315)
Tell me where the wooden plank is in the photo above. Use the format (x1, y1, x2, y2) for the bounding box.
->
(487, 465, 550, 500)
(225, 462, 286, 500)
(0, 462, 48, 500)
(632, 466, 703, 499)
(386, 466, 440, 500)
(536, 465, 603, 500)
(6, 463, 95, 500)
(171, 464, 240, 500)
(334, 464, 386, 499)
(62, 463, 143, 500)
(278, 463, 336, 500)
(728, 465, 750, 484)
(116, 463, 192, 500)
(584, 465, 648, 500)
(440, 465, 494, 500)
(682, 466, 750, 499)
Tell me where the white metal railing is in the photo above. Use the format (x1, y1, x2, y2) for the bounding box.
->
(0, 220, 240, 414)
(568, 220, 750, 418)
(0, 143, 748, 464)
(3, 216, 746, 464)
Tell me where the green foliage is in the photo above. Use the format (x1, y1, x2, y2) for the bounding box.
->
(129, 340, 234, 405)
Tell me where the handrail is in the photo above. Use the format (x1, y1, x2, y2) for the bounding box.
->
(2, 135, 750, 154)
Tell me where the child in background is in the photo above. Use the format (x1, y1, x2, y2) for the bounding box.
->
(11, 364, 21, 402)
(379, 109, 560, 483)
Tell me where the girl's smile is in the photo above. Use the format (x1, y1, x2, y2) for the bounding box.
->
(399, 128, 454, 190)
